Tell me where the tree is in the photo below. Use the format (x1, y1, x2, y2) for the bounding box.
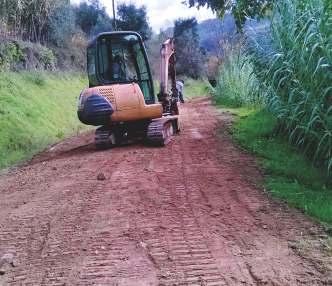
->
(116, 4, 152, 41)
(0, 0, 76, 43)
(187, 0, 273, 29)
(48, 1, 76, 47)
(90, 14, 113, 36)
(74, 0, 111, 36)
(0, 0, 59, 42)
(173, 18, 205, 79)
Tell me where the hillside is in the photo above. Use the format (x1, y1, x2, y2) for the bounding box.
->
(0, 73, 86, 169)
(198, 14, 237, 55)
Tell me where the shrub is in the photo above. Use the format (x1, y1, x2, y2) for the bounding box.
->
(0, 41, 24, 70)
(0, 40, 58, 71)
(39, 47, 57, 70)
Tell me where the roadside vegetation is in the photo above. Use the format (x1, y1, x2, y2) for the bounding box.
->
(0, 73, 86, 169)
(230, 108, 332, 225)
(184, 78, 209, 99)
(212, 0, 332, 225)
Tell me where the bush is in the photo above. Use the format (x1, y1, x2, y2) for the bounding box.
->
(0, 41, 24, 70)
(0, 40, 58, 71)
(39, 46, 57, 70)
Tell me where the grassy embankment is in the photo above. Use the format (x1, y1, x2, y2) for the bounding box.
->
(213, 47, 332, 226)
(0, 72, 87, 169)
(229, 108, 332, 226)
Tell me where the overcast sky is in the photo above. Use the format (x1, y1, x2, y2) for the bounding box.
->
(71, 0, 216, 32)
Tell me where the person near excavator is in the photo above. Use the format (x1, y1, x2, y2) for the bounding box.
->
(176, 79, 185, 103)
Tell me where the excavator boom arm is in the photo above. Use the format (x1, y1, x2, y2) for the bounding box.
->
(158, 38, 178, 114)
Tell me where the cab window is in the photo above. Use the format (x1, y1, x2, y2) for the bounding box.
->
(87, 44, 97, 87)
(95, 33, 155, 104)
(134, 42, 154, 103)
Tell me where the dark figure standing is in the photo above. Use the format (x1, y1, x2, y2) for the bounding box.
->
(176, 79, 185, 103)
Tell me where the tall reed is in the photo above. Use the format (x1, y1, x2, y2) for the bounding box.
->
(248, 0, 332, 173)
(213, 43, 263, 108)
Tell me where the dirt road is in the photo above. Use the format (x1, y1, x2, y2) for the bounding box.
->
(0, 98, 331, 286)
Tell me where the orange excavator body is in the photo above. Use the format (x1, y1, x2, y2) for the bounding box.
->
(77, 31, 180, 148)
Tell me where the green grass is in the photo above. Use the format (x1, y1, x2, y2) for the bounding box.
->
(183, 78, 209, 99)
(153, 78, 209, 100)
(222, 106, 332, 225)
(0, 72, 87, 169)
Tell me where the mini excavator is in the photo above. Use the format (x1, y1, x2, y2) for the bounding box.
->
(77, 31, 180, 149)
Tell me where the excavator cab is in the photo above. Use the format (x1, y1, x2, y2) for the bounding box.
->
(78, 31, 179, 148)
(87, 32, 155, 104)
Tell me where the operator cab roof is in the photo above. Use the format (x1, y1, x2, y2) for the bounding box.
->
(87, 31, 143, 48)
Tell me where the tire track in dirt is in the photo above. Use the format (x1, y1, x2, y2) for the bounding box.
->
(0, 97, 330, 285)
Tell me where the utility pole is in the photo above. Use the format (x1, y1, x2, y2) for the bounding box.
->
(112, 0, 117, 31)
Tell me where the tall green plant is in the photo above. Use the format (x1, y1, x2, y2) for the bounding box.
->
(248, 0, 332, 173)
(213, 46, 262, 107)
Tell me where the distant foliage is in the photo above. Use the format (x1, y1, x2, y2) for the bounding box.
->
(0, 0, 155, 71)
(0, 0, 71, 43)
(198, 16, 237, 56)
(0, 0, 86, 71)
(174, 18, 205, 79)
(39, 46, 57, 70)
(48, 2, 76, 47)
(146, 31, 170, 77)
(116, 4, 152, 41)
(206, 56, 220, 80)
(0, 0, 111, 71)
(75, 0, 112, 36)
(91, 14, 113, 36)
(187, 0, 274, 29)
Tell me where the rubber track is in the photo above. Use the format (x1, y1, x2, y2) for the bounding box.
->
(95, 128, 112, 148)
(147, 118, 178, 146)
(147, 120, 167, 146)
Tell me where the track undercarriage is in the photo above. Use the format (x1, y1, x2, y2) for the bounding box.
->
(95, 116, 179, 149)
